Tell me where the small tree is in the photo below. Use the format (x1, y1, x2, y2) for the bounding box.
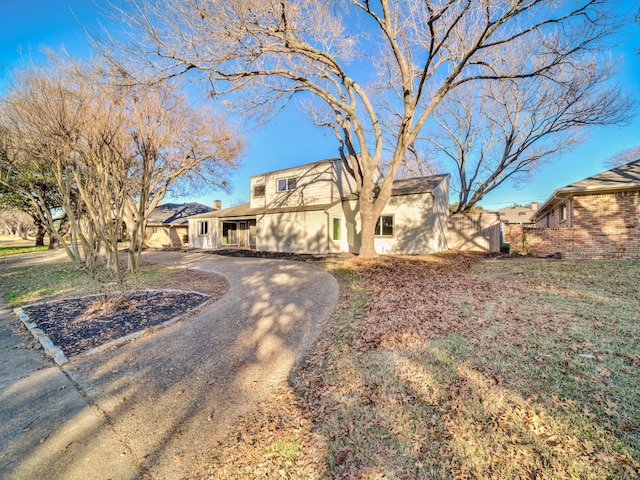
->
(1, 55, 242, 273)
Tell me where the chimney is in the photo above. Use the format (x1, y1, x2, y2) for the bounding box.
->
(213, 200, 222, 210)
(531, 202, 539, 211)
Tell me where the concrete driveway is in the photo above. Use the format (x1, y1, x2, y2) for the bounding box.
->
(1, 251, 339, 479)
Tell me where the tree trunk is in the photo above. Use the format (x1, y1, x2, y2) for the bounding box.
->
(34, 222, 46, 246)
(359, 200, 378, 258)
(49, 234, 60, 249)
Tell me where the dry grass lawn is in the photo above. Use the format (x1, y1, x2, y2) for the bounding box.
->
(2, 248, 638, 478)
(201, 254, 640, 479)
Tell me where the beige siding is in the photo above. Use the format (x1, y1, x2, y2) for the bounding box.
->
(375, 192, 441, 254)
(257, 210, 337, 254)
(341, 177, 450, 255)
(145, 226, 188, 248)
(250, 162, 336, 210)
(188, 217, 219, 249)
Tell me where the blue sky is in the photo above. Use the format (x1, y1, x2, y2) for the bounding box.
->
(1, 0, 639, 210)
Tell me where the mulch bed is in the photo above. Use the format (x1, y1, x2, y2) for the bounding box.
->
(206, 248, 354, 263)
(22, 290, 210, 357)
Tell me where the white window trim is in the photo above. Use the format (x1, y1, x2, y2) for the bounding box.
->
(277, 177, 297, 192)
(374, 215, 394, 237)
(197, 220, 209, 236)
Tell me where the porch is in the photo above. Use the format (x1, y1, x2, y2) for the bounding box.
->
(219, 218, 257, 249)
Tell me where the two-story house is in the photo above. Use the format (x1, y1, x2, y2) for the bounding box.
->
(188, 157, 450, 255)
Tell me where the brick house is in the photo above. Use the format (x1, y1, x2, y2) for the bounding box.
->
(509, 159, 640, 259)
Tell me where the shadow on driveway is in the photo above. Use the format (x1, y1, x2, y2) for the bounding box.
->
(63, 251, 339, 478)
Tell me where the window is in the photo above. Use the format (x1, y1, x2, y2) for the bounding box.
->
(332, 217, 342, 241)
(253, 184, 265, 197)
(277, 177, 297, 192)
(559, 203, 567, 221)
(198, 221, 209, 236)
(375, 215, 394, 236)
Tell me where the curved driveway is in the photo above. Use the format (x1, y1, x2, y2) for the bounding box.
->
(64, 251, 339, 479)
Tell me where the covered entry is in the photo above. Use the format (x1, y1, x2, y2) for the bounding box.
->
(221, 219, 256, 248)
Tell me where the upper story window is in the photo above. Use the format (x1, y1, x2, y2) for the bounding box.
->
(198, 221, 209, 236)
(253, 184, 266, 197)
(375, 215, 394, 236)
(277, 177, 297, 192)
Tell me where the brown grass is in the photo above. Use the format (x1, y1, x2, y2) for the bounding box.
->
(200, 254, 639, 479)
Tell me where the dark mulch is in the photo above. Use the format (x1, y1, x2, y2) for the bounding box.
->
(206, 248, 354, 263)
(23, 290, 210, 357)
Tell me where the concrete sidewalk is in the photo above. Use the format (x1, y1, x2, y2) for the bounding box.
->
(0, 301, 140, 480)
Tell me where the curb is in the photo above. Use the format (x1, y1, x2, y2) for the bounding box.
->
(13, 289, 212, 366)
(14, 307, 69, 365)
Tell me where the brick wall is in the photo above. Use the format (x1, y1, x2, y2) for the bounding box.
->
(509, 191, 640, 259)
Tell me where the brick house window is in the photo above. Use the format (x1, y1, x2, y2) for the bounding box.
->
(198, 221, 209, 236)
(277, 177, 297, 192)
(253, 184, 265, 197)
(560, 203, 567, 221)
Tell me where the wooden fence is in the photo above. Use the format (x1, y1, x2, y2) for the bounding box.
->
(447, 213, 501, 253)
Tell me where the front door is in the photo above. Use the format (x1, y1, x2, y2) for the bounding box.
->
(222, 222, 238, 245)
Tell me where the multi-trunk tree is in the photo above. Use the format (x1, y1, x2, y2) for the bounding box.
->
(0, 56, 242, 273)
(106, 0, 625, 256)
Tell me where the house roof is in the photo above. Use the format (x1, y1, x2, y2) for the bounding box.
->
(498, 204, 539, 224)
(533, 159, 640, 221)
(148, 202, 213, 226)
(190, 202, 257, 219)
(390, 175, 449, 196)
(250, 157, 340, 180)
(189, 201, 341, 220)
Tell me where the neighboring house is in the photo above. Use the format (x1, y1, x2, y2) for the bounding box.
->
(498, 203, 539, 225)
(497, 202, 539, 246)
(146, 202, 215, 248)
(189, 157, 450, 255)
(509, 159, 640, 259)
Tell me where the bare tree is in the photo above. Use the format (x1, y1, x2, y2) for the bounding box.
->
(104, 0, 622, 256)
(603, 145, 640, 169)
(428, 57, 632, 213)
(120, 79, 243, 272)
(1, 55, 242, 273)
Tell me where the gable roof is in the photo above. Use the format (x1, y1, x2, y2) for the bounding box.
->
(190, 202, 256, 219)
(148, 202, 213, 226)
(250, 157, 340, 180)
(533, 159, 640, 221)
(498, 204, 539, 224)
(390, 175, 449, 196)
